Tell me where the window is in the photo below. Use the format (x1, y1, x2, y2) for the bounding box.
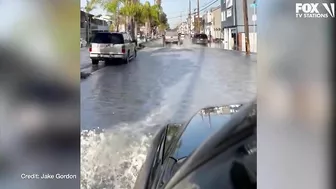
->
(221, 11, 226, 21)
(194, 34, 208, 39)
(226, 0, 232, 8)
(106, 33, 124, 44)
(227, 7, 232, 17)
(91, 33, 124, 44)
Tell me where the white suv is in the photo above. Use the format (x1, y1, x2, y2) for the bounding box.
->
(89, 32, 137, 64)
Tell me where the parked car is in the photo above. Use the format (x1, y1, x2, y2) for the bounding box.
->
(192, 33, 209, 46)
(80, 38, 87, 48)
(89, 32, 137, 65)
(164, 30, 181, 45)
(134, 101, 256, 189)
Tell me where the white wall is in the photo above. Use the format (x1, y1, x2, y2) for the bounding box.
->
(206, 12, 212, 23)
(210, 27, 215, 38)
(223, 28, 229, 49)
(241, 32, 257, 53)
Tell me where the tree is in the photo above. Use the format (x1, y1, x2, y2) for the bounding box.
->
(119, 0, 142, 38)
(102, 0, 169, 37)
(141, 1, 160, 36)
(103, 0, 142, 37)
(158, 23, 168, 33)
(102, 0, 121, 31)
(159, 12, 168, 25)
(84, 0, 100, 13)
(153, 10, 169, 35)
(157, 12, 169, 33)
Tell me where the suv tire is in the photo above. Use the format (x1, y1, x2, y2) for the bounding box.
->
(124, 53, 130, 64)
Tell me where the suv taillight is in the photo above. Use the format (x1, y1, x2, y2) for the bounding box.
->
(121, 45, 126, 54)
(89, 44, 92, 52)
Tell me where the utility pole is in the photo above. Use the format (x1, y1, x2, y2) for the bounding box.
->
(242, 0, 251, 54)
(188, 0, 191, 35)
(197, 0, 200, 33)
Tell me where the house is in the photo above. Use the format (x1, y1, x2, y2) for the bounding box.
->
(210, 6, 222, 40)
(80, 10, 110, 41)
(203, 11, 212, 36)
(220, 0, 257, 52)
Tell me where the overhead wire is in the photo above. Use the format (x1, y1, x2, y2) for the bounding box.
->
(166, 0, 219, 20)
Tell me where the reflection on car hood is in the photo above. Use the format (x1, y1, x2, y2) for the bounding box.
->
(172, 104, 243, 160)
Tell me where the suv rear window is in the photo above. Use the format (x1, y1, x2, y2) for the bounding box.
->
(166, 31, 178, 36)
(91, 33, 124, 44)
(194, 34, 208, 39)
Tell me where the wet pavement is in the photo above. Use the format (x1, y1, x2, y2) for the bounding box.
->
(80, 38, 257, 189)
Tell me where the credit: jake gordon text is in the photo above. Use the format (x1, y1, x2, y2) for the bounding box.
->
(21, 173, 77, 180)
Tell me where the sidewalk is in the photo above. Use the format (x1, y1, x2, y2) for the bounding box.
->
(207, 42, 257, 57)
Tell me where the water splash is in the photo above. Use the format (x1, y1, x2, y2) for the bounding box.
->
(81, 127, 151, 189)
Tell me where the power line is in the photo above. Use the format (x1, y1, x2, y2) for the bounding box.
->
(197, 0, 219, 14)
(167, 0, 218, 19)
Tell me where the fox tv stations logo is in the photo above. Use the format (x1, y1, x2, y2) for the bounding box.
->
(296, 3, 335, 18)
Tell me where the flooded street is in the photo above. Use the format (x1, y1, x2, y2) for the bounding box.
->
(80, 39, 256, 188)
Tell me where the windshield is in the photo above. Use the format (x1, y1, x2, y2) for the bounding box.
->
(170, 104, 243, 160)
(91, 33, 124, 44)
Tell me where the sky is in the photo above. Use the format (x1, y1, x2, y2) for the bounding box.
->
(80, 0, 220, 28)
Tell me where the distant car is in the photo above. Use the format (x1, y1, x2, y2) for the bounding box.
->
(164, 30, 181, 45)
(89, 32, 137, 65)
(80, 38, 87, 48)
(192, 33, 208, 46)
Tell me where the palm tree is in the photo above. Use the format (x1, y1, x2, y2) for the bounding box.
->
(103, 0, 121, 31)
(134, 3, 146, 35)
(158, 23, 168, 34)
(141, 1, 160, 37)
(103, 0, 141, 38)
(102, 0, 168, 38)
(120, 0, 146, 39)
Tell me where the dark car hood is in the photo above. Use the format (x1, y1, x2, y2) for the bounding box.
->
(172, 104, 243, 160)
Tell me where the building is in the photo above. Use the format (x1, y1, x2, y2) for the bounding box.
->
(201, 13, 206, 33)
(211, 6, 222, 39)
(80, 10, 110, 41)
(178, 22, 189, 34)
(201, 6, 222, 40)
(203, 11, 212, 36)
(220, 0, 257, 52)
